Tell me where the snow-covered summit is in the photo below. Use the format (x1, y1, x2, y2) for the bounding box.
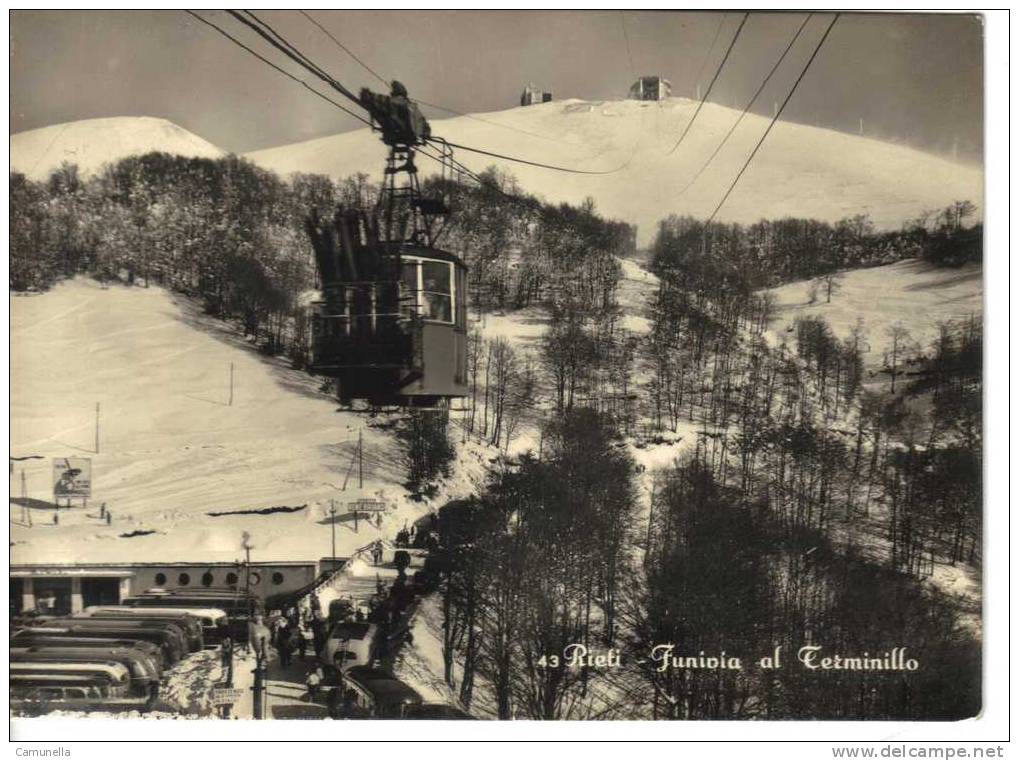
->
(245, 97, 982, 246)
(10, 116, 227, 181)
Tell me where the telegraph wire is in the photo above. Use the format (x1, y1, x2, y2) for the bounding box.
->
(677, 13, 813, 197)
(706, 13, 840, 223)
(667, 12, 750, 156)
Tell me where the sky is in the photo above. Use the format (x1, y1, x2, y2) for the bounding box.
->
(10, 10, 984, 162)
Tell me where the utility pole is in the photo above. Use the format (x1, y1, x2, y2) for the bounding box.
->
(252, 650, 266, 720)
(241, 531, 254, 617)
(357, 429, 363, 490)
(328, 500, 337, 572)
(229, 363, 234, 406)
(95, 403, 100, 454)
(20, 470, 31, 527)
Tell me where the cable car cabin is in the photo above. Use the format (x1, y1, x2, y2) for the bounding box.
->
(307, 212, 468, 405)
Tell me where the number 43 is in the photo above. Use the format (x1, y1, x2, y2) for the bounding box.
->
(537, 654, 560, 668)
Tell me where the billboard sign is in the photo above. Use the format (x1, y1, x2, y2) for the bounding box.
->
(53, 457, 92, 499)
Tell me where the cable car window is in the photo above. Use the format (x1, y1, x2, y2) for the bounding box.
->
(178, 573, 190, 586)
(421, 260, 453, 322)
(421, 261, 450, 294)
(400, 262, 419, 317)
(154, 573, 167, 586)
(201, 572, 214, 587)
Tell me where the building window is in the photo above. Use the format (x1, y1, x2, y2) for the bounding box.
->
(178, 573, 190, 586)
(226, 572, 238, 586)
(202, 572, 214, 587)
(154, 573, 167, 586)
(250, 572, 262, 585)
(272, 572, 284, 586)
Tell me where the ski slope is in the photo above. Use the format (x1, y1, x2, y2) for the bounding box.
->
(9, 279, 488, 565)
(246, 98, 982, 245)
(10, 117, 226, 181)
(764, 258, 983, 366)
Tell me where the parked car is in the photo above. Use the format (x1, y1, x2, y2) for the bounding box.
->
(321, 621, 378, 672)
(404, 703, 476, 719)
(328, 665, 423, 719)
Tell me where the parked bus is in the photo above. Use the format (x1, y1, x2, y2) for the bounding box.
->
(7, 634, 166, 667)
(80, 606, 228, 646)
(33, 615, 200, 653)
(70, 611, 204, 651)
(10, 661, 157, 713)
(13, 622, 186, 665)
(11, 647, 161, 691)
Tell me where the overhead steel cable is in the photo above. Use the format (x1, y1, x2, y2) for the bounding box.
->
(431, 138, 629, 175)
(183, 11, 370, 126)
(297, 10, 578, 148)
(225, 10, 361, 106)
(667, 12, 750, 156)
(677, 13, 813, 198)
(619, 11, 636, 78)
(299, 10, 389, 87)
(706, 13, 840, 223)
(691, 13, 727, 95)
(240, 10, 629, 175)
(193, 11, 627, 182)
(239, 10, 343, 87)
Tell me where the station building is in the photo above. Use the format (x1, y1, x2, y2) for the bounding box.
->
(10, 560, 320, 616)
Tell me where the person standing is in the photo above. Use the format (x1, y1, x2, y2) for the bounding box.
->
(221, 635, 234, 683)
(311, 613, 326, 657)
(277, 620, 290, 666)
(306, 666, 323, 703)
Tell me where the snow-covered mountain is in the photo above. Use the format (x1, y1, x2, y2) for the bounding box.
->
(246, 97, 982, 245)
(10, 116, 226, 181)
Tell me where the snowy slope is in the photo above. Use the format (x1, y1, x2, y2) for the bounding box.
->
(8, 279, 488, 565)
(764, 259, 983, 366)
(10, 117, 226, 181)
(246, 98, 982, 245)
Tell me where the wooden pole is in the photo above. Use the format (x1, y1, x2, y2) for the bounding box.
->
(358, 430, 363, 490)
(21, 470, 31, 527)
(329, 500, 337, 571)
(229, 363, 234, 406)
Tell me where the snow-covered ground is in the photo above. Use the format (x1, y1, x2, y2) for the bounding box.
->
(246, 98, 982, 245)
(10, 117, 226, 181)
(9, 278, 486, 565)
(764, 259, 983, 366)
